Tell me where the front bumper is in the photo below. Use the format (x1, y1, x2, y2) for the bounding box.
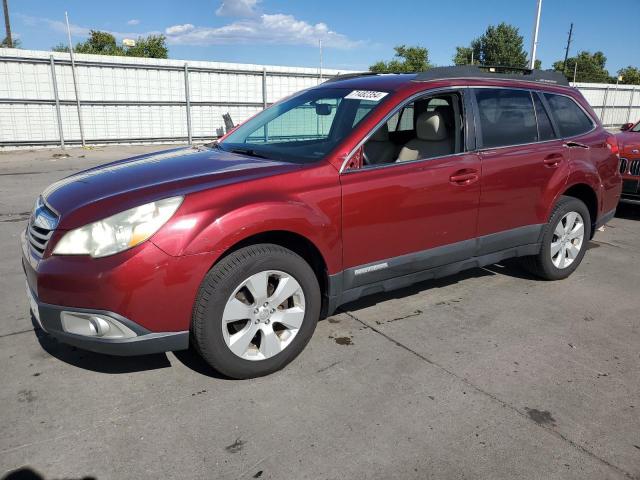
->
(620, 178, 640, 205)
(26, 285, 189, 356)
(20, 228, 215, 356)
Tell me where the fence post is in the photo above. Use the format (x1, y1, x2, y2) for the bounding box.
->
(49, 55, 65, 149)
(262, 67, 267, 109)
(600, 86, 610, 126)
(627, 88, 636, 124)
(184, 63, 192, 145)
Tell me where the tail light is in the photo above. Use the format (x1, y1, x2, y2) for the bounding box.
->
(606, 135, 620, 157)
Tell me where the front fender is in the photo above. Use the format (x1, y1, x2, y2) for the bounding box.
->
(151, 164, 342, 274)
(185, 201, 341, 273)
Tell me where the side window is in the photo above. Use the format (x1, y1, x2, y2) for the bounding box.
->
(361, 92, 463, 167)
(387, 104, 414, 132)
(532, 93, 556, 141)
(543, 93, 594, 137)
(475, 89, 538, 148)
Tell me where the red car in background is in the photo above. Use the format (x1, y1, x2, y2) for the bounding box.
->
(617, 121, 640, 205)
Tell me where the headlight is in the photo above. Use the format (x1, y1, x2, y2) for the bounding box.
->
(53, 196, 183, 258)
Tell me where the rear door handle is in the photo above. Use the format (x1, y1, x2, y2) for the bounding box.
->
(563, 141, 590, 149)
(450, 169, 479, 185)
(543, 153, 564, 167)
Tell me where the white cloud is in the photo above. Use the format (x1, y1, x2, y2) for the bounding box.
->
(16, 14, 158, 41)
(165, 24, 195, 35)
(165, 13, 361, 49)
(127, 19, 140, 26)
(17, 7, 363, 51)
(215, 0, 260, 17)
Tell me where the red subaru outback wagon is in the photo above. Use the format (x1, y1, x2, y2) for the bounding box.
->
(22, 66, 622, 378)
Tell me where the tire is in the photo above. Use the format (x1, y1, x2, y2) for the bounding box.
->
(192, 243, 320, 379)
(521, 196, 591, 280)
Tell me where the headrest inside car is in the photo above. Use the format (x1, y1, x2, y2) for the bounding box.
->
(416, 111, 448, 141)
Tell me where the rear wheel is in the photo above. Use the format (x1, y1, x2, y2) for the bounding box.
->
(521, 196, 591, 280)
(192, 244, 320, 379)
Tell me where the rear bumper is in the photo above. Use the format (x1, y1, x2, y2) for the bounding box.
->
(29, 289, 189, 356)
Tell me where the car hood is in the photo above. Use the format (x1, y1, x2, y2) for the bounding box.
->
(617, 131, 640, 157)
(43, 146, 300, 229)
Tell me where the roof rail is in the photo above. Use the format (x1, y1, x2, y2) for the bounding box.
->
(322, 72, 377, 83)
(413, 65, 569, 86)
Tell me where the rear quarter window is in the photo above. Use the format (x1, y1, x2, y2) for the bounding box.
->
(543, 93, 594, 138)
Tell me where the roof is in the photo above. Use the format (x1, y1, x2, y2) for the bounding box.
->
(324, 66, 569, 90)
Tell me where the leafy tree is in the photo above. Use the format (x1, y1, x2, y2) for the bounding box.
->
(370, 45, 431, 73)
(53, 30, 168, 59)
(553, 51, 610, 83)
(1, 36, 21, 48)
(453, 23, 528, 68)
(125, 35, 168, 59)
(617, 66, 640, 85)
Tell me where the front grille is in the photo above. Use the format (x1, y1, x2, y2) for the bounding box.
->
(630, 159, 640, 176)
(619, 157, 628, 175)
(27, 197, 59, 258)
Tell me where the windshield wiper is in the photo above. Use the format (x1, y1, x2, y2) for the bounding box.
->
(229, 148, 270, 159)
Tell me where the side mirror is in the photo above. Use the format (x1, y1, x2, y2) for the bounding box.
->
(620, 122, 634, 131)
(314, 103, 332, 116)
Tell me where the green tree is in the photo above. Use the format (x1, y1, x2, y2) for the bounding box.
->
(125, 34, 168, 59)
(553, 51, 610, 83)
(1, 36, 21, 48)
(617, 66, 640, 85)
(52, 30, 168, 59)
(453, 23, 528, 68)
(370, 45, 431, 73)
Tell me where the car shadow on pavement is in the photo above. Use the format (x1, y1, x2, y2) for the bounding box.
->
(34, 326, 172, 374)
(2, 466, 95, 480)
(172, 347, 232, 380)
(342, 266, 499, 313)
(615, 203, 640, 220)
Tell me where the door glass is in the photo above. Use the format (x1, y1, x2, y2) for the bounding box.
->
(475, 89, 538, 148)
(532, 93, 556, 141)
(543, 93, 594, 137)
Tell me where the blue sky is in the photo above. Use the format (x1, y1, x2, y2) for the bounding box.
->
(7, 0, 640, 74)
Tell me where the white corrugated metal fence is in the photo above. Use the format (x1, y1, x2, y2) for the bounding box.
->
(1, 48, 639, 149)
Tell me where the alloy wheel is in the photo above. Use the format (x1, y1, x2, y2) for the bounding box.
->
(550, 211, 585, 269)
(221, 270, 305, 361)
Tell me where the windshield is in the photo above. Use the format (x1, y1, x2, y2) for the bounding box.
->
(218, 87, 389, 163)
(632, 122, 640, 132)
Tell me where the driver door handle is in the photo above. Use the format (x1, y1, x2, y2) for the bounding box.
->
(450, 169, 479, 185)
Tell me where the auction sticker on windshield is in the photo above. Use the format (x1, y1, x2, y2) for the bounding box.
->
(345, 90, 388, 102)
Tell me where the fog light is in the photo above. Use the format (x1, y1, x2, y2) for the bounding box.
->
(60, 312, 137, 339)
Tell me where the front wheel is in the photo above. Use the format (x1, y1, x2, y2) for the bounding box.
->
(192, 244, 320, 379)
(521, 196, 591, 280)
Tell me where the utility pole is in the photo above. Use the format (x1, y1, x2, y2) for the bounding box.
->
(529, 0, 543, 69)
(2, 0, 12, 48)
(563, 23, 573, 73)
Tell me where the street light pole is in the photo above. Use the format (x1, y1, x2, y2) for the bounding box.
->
(2, 0, 12, 48)
(529, 0, 543, 69)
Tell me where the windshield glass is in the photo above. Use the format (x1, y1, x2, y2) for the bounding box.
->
(218, 87, 389, 163)
(632, 122, 640, 132)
